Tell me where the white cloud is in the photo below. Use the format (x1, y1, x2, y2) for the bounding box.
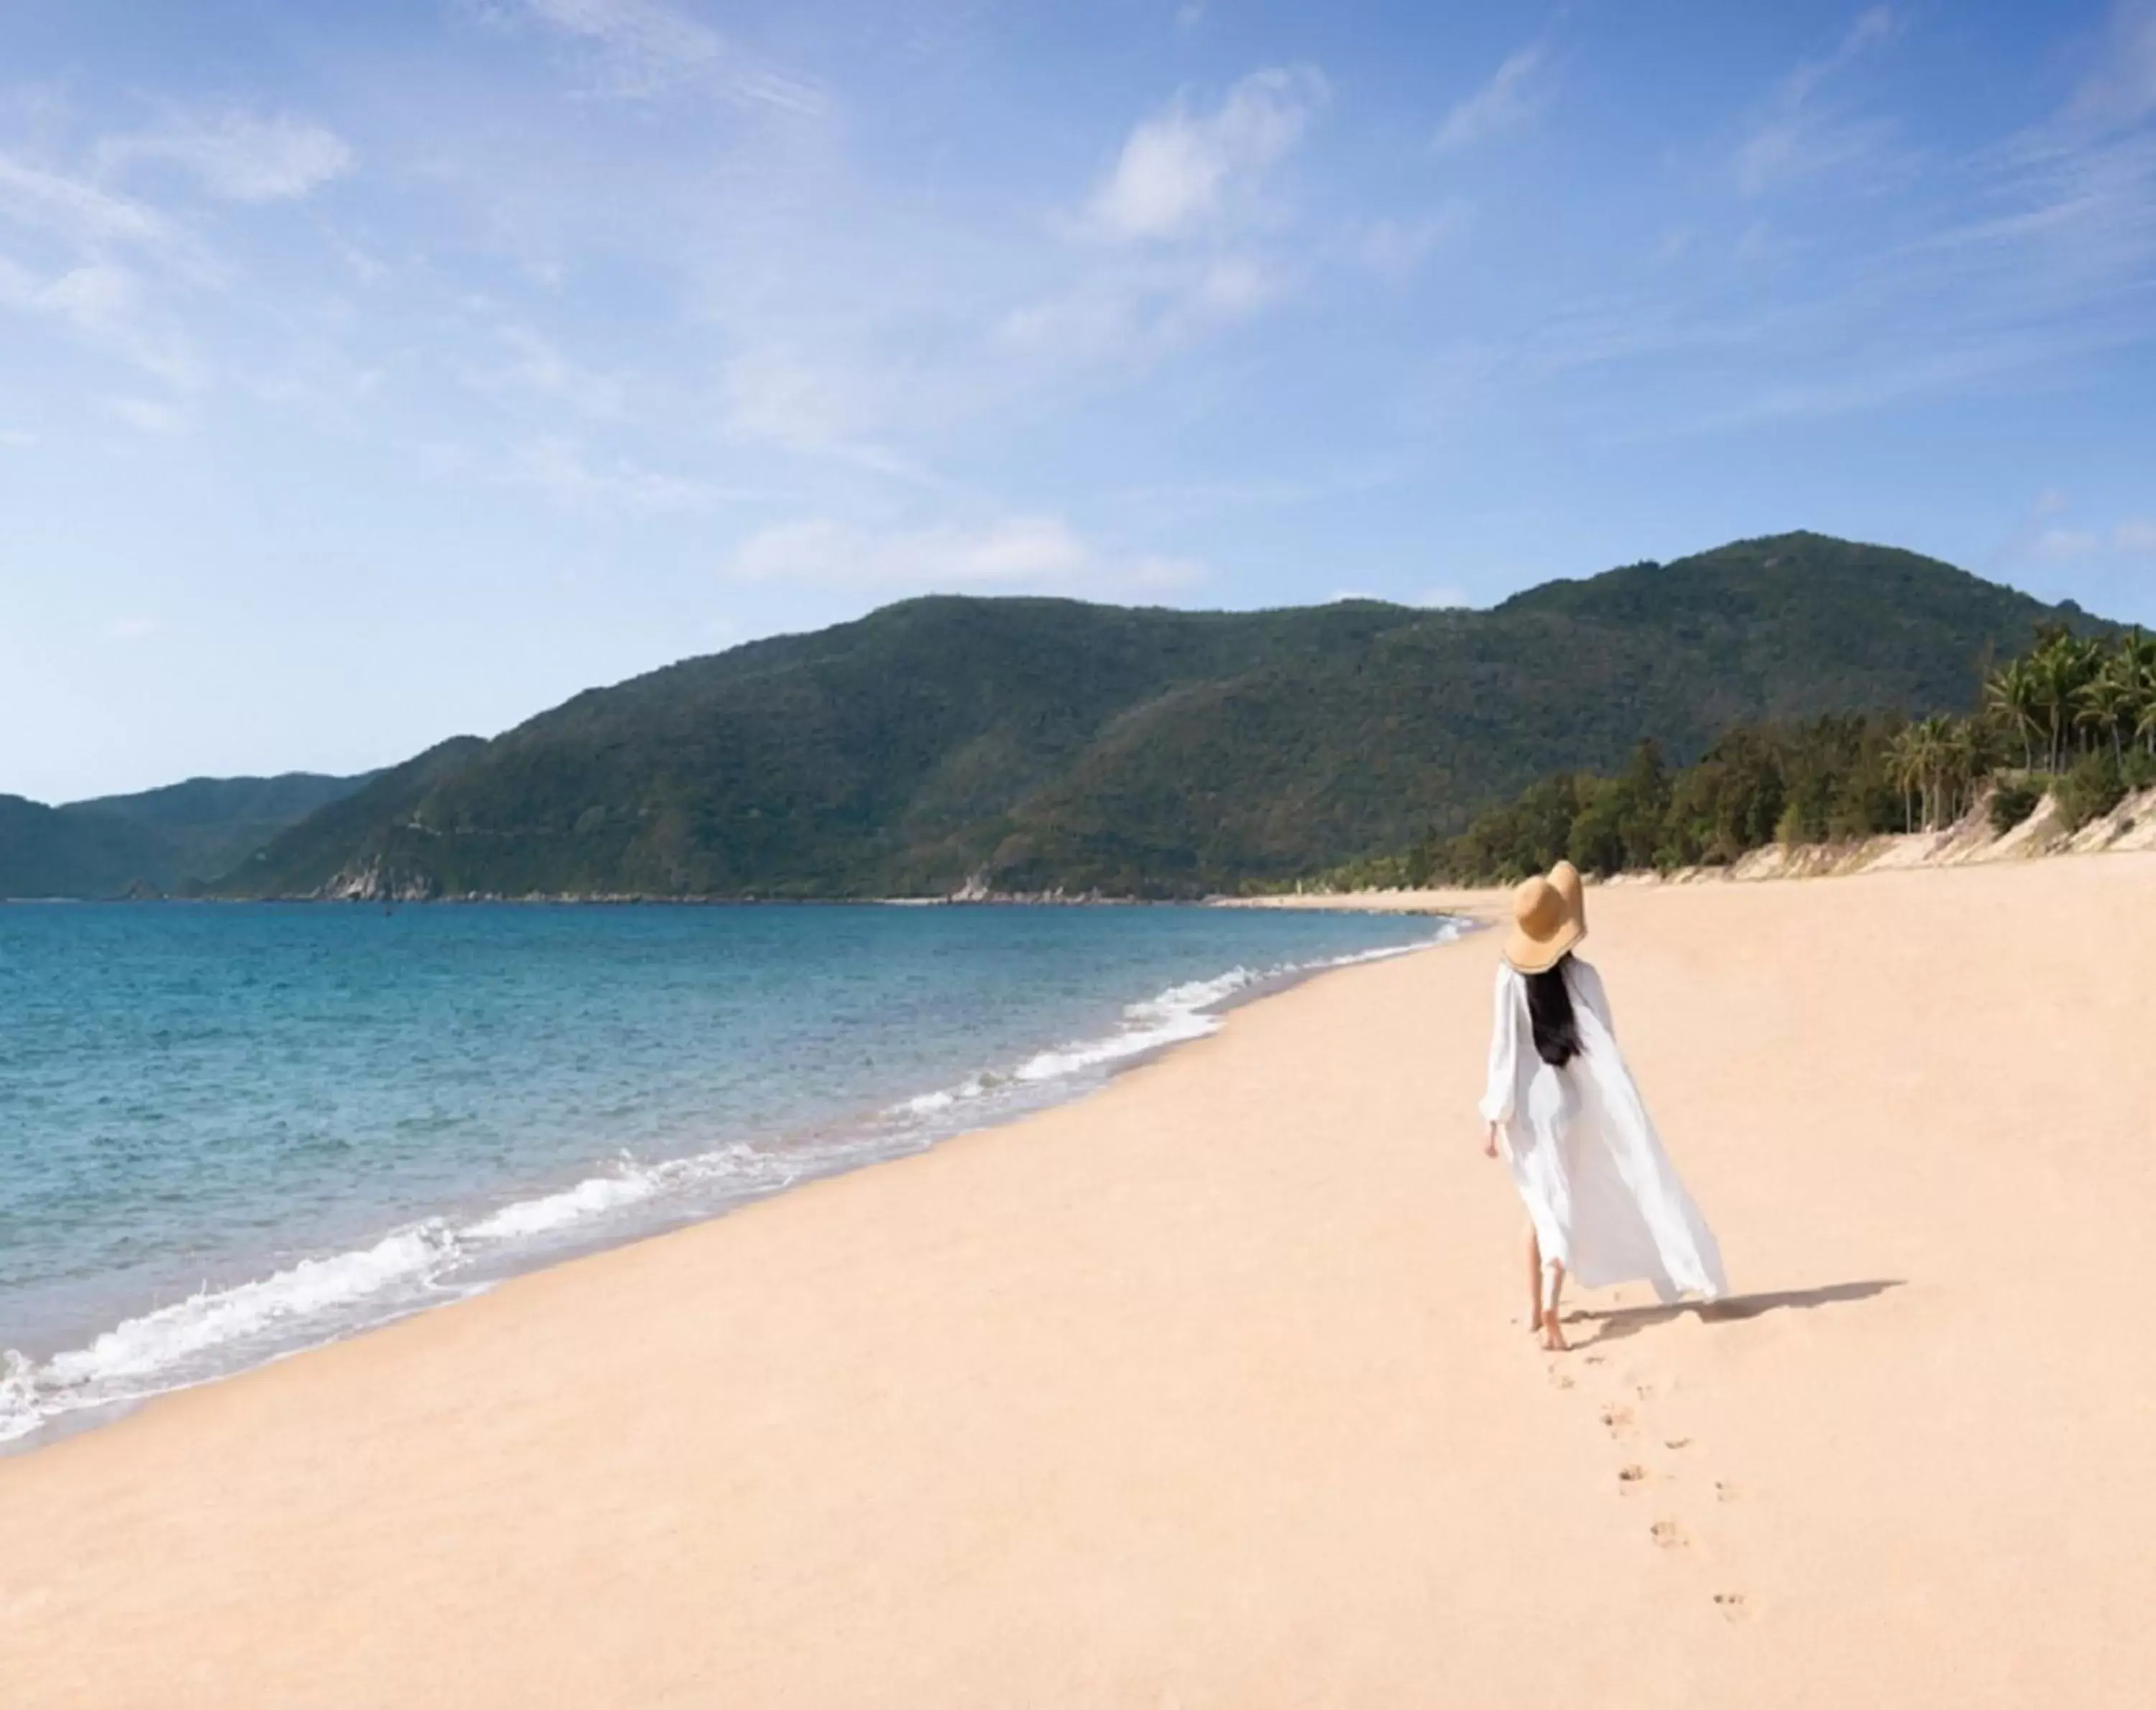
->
(994, 253, 1288, 371)
(510, 435, 710, 512)
(1433, 43, 1549, 154)
(720, 515, 1205, 596)
(1735, 7, 1900, 195)
(1174, 3, 1205, 37)
(719, 346, 877, 451)
(2071, 1, 2156, 129)
(1357, 204, 1471, 282)
(487, 325, 626, 417)
(1084, 67, 1326, 244)
(0, 152, 170, 248)
(2032, 526, 2102, 560)
(0, 426, 34, 448)
(106, 614, 160, 642)
(98, 111, 351, 204)
(1414, 583, 1474, 610)
(106, 394, 188, 435)
(0, 254, 203, 387)
(2029, 518, 2156, 560)
(510, 0, 824, 111)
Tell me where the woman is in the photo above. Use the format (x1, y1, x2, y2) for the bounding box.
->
(1480, 861, 1726, 1351)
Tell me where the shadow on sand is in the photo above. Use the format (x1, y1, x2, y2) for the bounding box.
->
(1570, 1279, 1904, 1347)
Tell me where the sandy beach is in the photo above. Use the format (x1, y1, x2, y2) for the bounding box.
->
(6, 854, 2153, 1707)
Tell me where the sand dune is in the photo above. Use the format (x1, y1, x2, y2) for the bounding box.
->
(5, 856, 2152, 1706)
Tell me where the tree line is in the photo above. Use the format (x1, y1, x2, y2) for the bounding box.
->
(1325, 625, 2156, 889)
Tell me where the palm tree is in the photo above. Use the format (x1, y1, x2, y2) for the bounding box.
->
(2022, 629, 2096, 769)
(1984, 658, 2042, 772)
(2115, 629, 2156, 757)
(1886, 724, 1922, 831)
(1894, 715, 1965, 830)
(2077, 660, 2137, 762)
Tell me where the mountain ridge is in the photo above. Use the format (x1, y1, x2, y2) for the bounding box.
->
(195, 532, 2101, 902)
(1, 770, 377, 900)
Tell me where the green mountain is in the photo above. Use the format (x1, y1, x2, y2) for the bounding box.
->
(0, 795, 175, 900)
(0, 771, 375, 899)
(216, 532, 2099, 901)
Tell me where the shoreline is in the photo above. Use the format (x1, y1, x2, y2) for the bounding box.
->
(6, 856, 2152, 1706)
(1, 914, 1462, 1456)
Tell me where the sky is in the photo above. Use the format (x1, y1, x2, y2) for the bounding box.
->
(3, 0, 2154, 802)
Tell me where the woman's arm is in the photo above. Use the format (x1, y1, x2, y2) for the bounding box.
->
(1477, 961, 1519, 1147)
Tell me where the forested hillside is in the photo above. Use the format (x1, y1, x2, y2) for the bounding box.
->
(1, 771, 373, 899)
(208, 532, 2096, 900)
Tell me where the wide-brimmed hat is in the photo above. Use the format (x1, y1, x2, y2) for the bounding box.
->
(1503, 859, 1586, 974)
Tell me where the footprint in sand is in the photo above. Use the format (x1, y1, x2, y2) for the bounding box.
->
(1715, 1479, 1743, 1503)
(1547, 1368, 1576, 1390)
(1664, 1436, 1692, 1451)
(1713, 1591, 1753, 1624)
(1583, 1354, 1606, 1367)
(1650, 1520, 1687, 1548)
(1600, 1404, 1634, 1436)
(1617, 1464, 1648, 1491)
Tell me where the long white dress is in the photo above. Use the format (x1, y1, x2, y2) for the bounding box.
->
(1479, 957, 1726, 1307)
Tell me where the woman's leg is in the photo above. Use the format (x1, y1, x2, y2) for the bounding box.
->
(1525, 1226, 1544, 1332)
(1541, 1260, 1569, 1351)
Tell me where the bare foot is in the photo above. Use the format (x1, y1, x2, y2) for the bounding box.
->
(1540, 1309, 1569, 1352)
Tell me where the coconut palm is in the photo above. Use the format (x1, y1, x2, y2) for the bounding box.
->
(2077, 660, 2137, 762)
(1885, 724, 1923, 831)
(2027, 629, 2104, 770)
(1983, 657, 2043, 771)
(2115, 629, 2156, 756)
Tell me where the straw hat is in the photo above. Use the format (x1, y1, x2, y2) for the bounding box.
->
(1503, 859, 1586, 974)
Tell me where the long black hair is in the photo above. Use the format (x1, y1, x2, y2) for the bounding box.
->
(1525, 953, 1581, 1068)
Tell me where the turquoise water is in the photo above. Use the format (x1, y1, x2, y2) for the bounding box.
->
(0, 902, 1450, 1445)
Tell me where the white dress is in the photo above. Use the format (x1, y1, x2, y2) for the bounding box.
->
(1479, 958, 1726, 1307)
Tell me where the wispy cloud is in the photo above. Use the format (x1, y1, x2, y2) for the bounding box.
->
(1432, 42, 1548, 154)
(0, 253, 203, 387)
(993, 252, 1288, 374)
(510, 435, 713, 512)
(1083, 67, 1326, 243)
(1734, 6, 1901, 195)
(480, 325, 627, 417)
(2031, 517, 2156, 559)
(503, 0, 826, 111)
(1355, 203, 1472, 283)
(105, 394, 188, 435)
(97, 110, 352, 204)
(719, 514, 1204, 596)
(719, 346, 882, 453)
(0, 152, 170, 249)
(2069, 0, 2156, 130)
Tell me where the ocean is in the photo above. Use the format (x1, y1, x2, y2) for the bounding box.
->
(0, 902, 1452, 1447)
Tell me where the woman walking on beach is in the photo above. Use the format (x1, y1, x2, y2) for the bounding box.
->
(1480, 861, 1726, 1351)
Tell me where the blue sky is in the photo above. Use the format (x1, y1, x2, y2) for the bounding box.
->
(3, 0, 2154, 801)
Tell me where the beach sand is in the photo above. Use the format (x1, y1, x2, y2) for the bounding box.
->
(5, 856, 2152, 1707)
